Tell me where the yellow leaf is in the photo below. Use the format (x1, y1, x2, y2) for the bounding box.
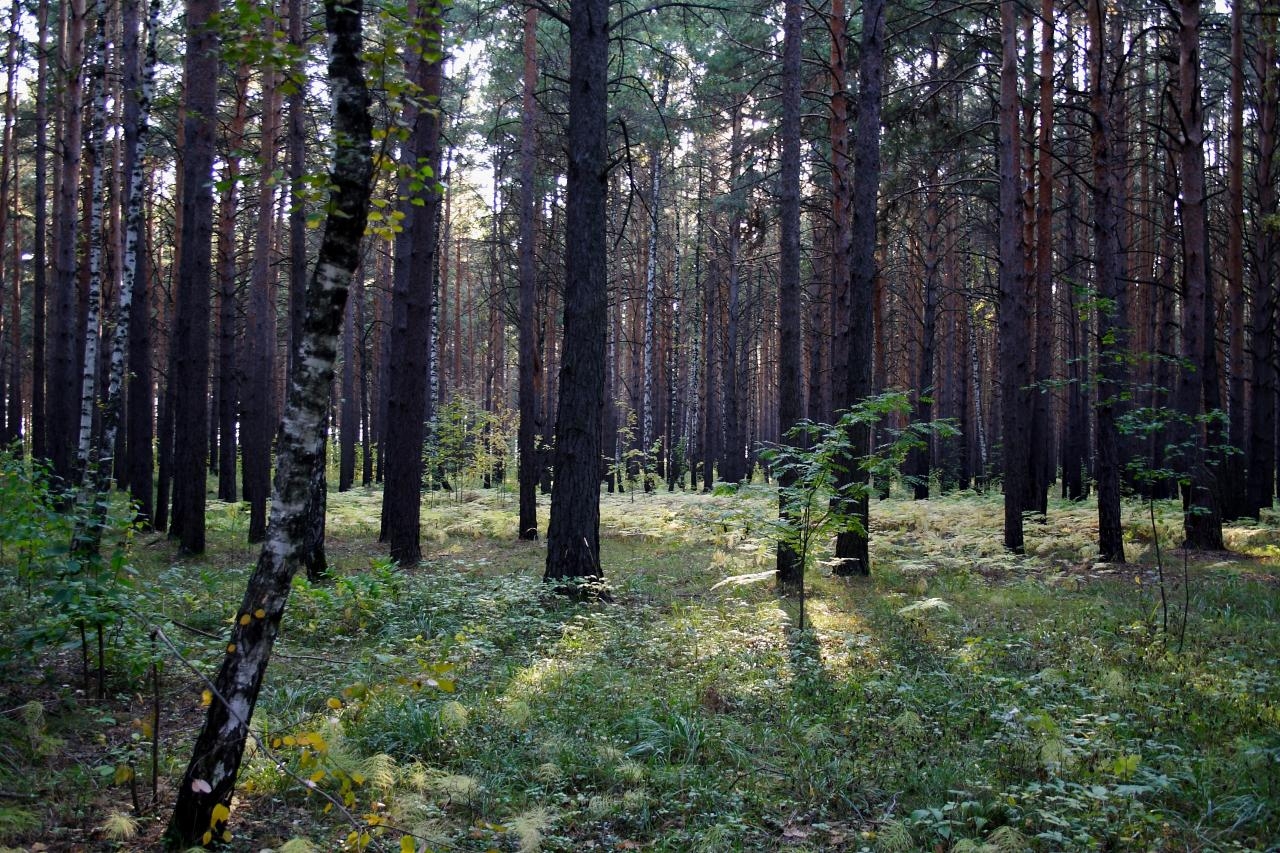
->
(310, 770, 326, 783)
(436, 678, 456, 693)
(254, 608, 266, 619)
(113, 765, 134, 785)
(140, 721, 153, 739)
(222, 830, 232, 843)
(201, 830, 212, 845)
(283, 735, 297, 746)
(239, 614, 251, 626)
(227, 643, 237, 653)
(211, 803, 230, 826)
(200, 690, 212, 707)
(401, 836, 416, 853)
(350, 772, 366, 786)
(327, 697, 343, 710)
(324, 802, 333, 813)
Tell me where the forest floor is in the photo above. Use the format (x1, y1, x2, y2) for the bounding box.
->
(2, 482, 1279, 852)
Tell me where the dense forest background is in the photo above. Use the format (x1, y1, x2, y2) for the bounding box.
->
(1, 0, 1280, 848)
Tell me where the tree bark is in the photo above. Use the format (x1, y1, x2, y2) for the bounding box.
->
(381, 1, 443, 565)
(776, 0, 805, 588)
(998, 0, 1032, 554)
(165, 0, 371, 842)
(125, 0, 155, 525)
(31, 0, 50, 461)
(1088, 0, 1127, 563)
(72, 0, 108, 478)
(1247, 0, 1278, 517)
(1174, 0, 1224, 550)
(339, 266, 359, 492)
(517, 4, 541, 538)
(215, 65, 249, 503)
(831, 0, 883, 576)
(48, 0, 86, 485)
(1030, 0, 1055, 515)
(169, 0, 220, 554)
(1222, 0, 1248, 520)
(243, 46, 282, 543)
(545, 0, 609, 587)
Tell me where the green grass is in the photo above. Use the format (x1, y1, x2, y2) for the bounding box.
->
(3, 476, 1279, 851)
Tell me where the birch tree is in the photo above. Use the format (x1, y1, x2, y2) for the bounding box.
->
(165, 0, 373, 841)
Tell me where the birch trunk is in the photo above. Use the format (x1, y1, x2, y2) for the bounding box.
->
(165, 0, 371, 841)
(73, 0, 109, 475)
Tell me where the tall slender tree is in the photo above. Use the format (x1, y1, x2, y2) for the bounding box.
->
(517, 4, 541, 539)
(165, 0, 372, 841)
(545, 0, 609, 587)
(831, 0, 883, 576)
(168, 0, 220, 554)
(381, 0, 444, 565)
(1174, 0, 1224, 550)
(776, 0, 804, 587)
(997, 0, 1032, 553)
(1088, 0, 1127, 563)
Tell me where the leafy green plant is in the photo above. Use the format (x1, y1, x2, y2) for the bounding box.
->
(758, 391, 957, 629)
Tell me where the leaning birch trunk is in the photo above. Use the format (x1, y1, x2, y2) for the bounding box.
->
(164, 0, 372, 843)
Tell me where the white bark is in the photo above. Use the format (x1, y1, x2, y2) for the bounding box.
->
(74, 0, 109, 476)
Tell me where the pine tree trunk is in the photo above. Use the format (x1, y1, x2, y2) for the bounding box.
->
(358, 267, 372, 486)
(339, 267, 358, 492)
(243, 48, 281, 543)
(165, 0, 371, 841)
(998, 0, 1032, 554)
(381, 4, 443, 564)
(831, 0, 882, 576)
(31, 0, 50, 460)
(826, 0, 848, 431)
(125, 0, 156, 526)
(642, 127, 665, 492)
(1030, 0, 1055, 514)
(517, 4, 541, 538)
(701, 226, 719, 491)
(545, 0, 609, 587)
(1175, 0, 1224, 550)
(721, 105, 744, 485)
(215, 65, 249, 503)
(48, 0, 86, 484)
(1088, 0, 1127, 563)
(1247, 0, 1278, 517)
(909, 179, 940, 501)
(169, 0, 219, 554)
(1221, 0, 1248, 520)
(776, 0, 805, 588)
